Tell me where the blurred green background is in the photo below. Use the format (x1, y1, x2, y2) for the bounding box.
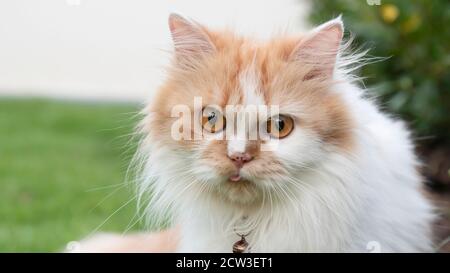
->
(0, 0, 448, 252)
(309, 0, 449, 146)
(0, 100, 141, 251)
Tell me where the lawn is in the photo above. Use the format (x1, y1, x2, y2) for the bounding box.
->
(0, 99, 143, 252)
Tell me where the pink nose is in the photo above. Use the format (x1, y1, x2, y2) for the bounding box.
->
(229, 152, 253, 168)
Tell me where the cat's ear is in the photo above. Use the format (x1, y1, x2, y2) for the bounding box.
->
(289, 16, 344, 79)
(168, 13, 215, 64)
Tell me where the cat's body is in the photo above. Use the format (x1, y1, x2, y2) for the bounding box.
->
(173, 77, 433, 252)
(77, 14, 434, 252)
(140, 71, 433, 253)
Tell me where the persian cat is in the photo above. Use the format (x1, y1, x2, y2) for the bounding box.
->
(80, 14, 435, 252)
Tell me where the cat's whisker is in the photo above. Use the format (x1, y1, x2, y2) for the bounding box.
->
(122, 194, 153, 235)
(88, 195, 137, 238)
(87, 183, 130, 214)
(85, 182, 129, 192)
(282, 176, 354, 227)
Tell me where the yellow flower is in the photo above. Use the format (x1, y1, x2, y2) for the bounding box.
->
(380, 4, 399, 23)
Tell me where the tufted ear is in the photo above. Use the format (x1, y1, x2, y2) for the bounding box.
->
(168, 13, 215, 64)
(289, 17, 344, 79)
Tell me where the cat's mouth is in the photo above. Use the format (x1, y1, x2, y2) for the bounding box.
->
(229, 173, 243, 182)
(228, 171, 253, 184)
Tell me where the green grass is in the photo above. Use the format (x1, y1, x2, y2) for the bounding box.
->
(0, 99, 143, 252)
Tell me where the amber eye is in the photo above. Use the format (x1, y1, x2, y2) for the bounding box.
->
(267, 115, 294, 139)
(202, 106, 226, 133)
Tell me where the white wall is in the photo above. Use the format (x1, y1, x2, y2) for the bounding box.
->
(0, 0, 310, 102)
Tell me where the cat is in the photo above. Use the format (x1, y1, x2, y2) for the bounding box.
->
(77, 14, 435, 252)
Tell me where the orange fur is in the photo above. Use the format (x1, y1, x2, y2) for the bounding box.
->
(146, 20, 353, 154)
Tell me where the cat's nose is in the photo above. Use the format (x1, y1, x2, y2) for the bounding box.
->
(229, 152, 253, 168)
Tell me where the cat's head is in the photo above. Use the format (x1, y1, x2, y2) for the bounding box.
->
(141, 14, 354, 207)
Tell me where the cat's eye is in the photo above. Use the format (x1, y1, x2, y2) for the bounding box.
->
(202, 106, 226, 133)
(267, 115, 294, 139)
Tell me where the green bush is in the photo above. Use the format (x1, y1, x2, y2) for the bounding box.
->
(308, 0, 450, 144)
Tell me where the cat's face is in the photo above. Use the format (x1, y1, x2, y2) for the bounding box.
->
(145, 14, 353, 206)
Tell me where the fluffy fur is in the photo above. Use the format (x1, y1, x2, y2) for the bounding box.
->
(131, 14, 435, 253)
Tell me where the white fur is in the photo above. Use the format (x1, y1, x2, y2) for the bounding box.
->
(227, 66, 265, 155)
(136, 19, 435, 253)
